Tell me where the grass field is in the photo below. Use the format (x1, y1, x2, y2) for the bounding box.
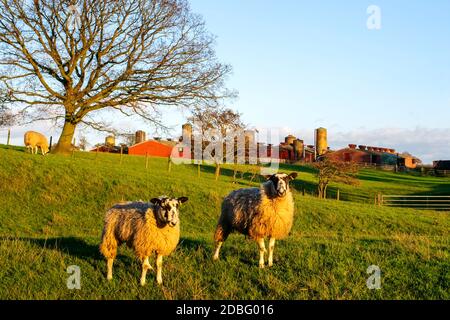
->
(0, 144, 448, 300)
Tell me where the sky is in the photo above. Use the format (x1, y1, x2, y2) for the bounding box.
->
(3, 0, 450, 163)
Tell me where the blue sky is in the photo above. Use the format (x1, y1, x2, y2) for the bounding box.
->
(186, 0, 450, 163)
(4, 0, 450, 163)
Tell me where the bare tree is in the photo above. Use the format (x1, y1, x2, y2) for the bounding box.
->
(0, 105, 15, 127)
(120, 131, 136, 146)
(77, 135, 88, 151)
(313, 157, 359, 199)
(188, 107, 246, 180)
(0, 0, 233, 154)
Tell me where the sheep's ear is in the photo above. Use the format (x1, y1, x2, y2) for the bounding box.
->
(150, 198, 161, 205)
(262, 175, 272, 180)
(288, 172, 298, 180)
(178, 197, 188, 204)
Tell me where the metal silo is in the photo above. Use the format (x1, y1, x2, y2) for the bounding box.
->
(182, 123, 193, 141)
(315, 127, 328, 156)
(105, 135, 115, 147)
(285, 135, 296, 145)
(135, 130, 146, 144)
(293, 139, 304, 161)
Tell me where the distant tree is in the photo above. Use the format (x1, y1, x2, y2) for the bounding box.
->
(188, 107, 246, 180)
(0, 0, 234, 154)
(121, 132, 136, 147)
(0, 105, 15, 127)
(313, 158, 360, 199)
(77, 135, 89, 151)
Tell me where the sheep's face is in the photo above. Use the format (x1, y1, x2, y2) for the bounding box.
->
(265, 172, 298, 197)
(42, 145, 49, 155)
(151, 197, 189, 227)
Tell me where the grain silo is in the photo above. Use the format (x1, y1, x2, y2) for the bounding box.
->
(285, 135, 296, 145)
(105, 135, 115, 147)
(293, 139, 304, 161)
(315, 127, 328, 156)
(182, 123, 193, 141)
(135, 130, 146, 144)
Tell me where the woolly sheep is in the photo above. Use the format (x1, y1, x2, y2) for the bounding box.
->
(213, 172, 298, 268)
(99, 196, 188, 286)
(24, 131, 49, 155)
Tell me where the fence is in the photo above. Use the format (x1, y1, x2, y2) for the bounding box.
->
(380, 195, 450, 211)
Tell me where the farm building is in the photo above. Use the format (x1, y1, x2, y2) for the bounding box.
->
(90, 124, 421, 169)
(128, 138, 188, 158)
(324, 144, 420, 169)
(90, 129, 188, 159)
(274, 128, 327, 163)
(433, 160, 450, 170)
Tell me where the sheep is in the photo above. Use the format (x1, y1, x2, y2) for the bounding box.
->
(99, 196, 189, 286)
(24, 131, 49, 155)
(213, 172, 298, 268)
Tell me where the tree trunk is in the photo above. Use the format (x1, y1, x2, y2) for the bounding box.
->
(52, 120, 76, 155)
(318, 182, 328, 199)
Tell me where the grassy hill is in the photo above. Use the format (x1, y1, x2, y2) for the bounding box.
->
(0, 145, 448, 299)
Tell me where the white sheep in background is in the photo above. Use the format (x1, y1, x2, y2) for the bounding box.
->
(99, 196, 188, 286)
(213, 172, 298, 268)
(24, 131, 49, 155)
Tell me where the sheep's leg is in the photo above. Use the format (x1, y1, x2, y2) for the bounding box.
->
(107, 258, 114, 281)
(213, 223, 230, 261)
(268, 237, 276, 267)
(257, 238, 267, 269)
(213, 242, 223, 261)
(140, 257, 153, 286)
(156, 254, 163, 285)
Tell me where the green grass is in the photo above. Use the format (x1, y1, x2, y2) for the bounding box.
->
(0, 144, 449, 299)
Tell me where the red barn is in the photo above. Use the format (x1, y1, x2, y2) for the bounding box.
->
(128, 139, 185, 158)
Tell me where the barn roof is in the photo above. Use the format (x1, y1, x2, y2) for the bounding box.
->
(129, 139, 177, 149)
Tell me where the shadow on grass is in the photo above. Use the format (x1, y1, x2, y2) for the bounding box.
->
(1, 236, 106, 262)
(0, 144, 26, 152)
(178, 237, 209, 251)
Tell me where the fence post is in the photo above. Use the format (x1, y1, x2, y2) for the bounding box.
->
(337, 189, 340, 201)
(7, 128, 10, 145)
(378, 193, 382, 207)
(49, 136, 53, 151)
(120, 146, 123, 165)
(168, 156, 172, 173)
